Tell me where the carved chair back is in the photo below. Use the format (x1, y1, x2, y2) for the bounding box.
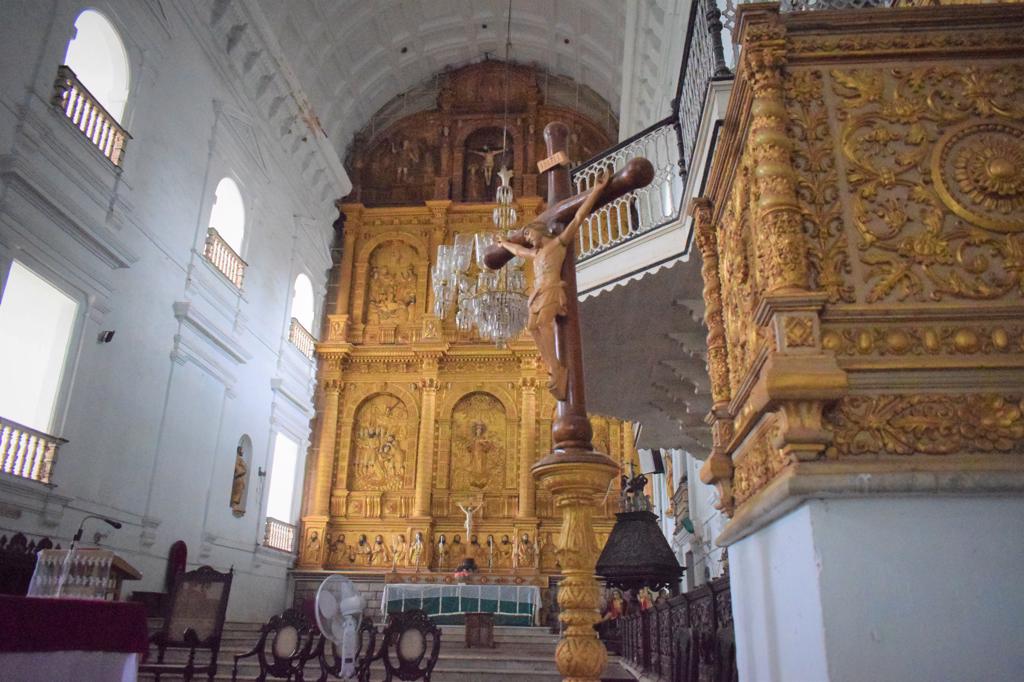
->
(141, 565, 233, 681)
(231, 607, 318, 681)
(370, 609, 442, 682)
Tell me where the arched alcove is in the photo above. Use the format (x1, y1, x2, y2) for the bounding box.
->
(291, 273, 315, 331)
(461, 127, 513, 202)
(209, 177, 245, 254)
(450, 392, 508, 491)
(63, 9, 130, 122)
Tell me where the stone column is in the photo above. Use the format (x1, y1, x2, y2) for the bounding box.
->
(517, 377, 538, 519)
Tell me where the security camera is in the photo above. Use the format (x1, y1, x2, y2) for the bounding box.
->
(98, 330, 115, 343)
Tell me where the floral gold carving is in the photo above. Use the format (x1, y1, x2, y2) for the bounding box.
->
(732, 417, 788, 507)
(833, 64, 1024, 302)
(786, 69, 854, 303)
(825, 394, 1024, 457)
(693, 198, 732, 408)
(822, 322, 1024, 357)
(933, 122, 1024, 233)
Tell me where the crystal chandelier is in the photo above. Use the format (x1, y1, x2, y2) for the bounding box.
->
(429, 0, 528, 347)
(431, 169, 528, 347)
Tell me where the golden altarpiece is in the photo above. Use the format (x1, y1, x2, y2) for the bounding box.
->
(298, 62, 635, 577)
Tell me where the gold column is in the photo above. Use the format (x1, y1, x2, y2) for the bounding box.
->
(335, 205, 360, 315)
(534, 455, 617, 682)
(517, 377, 538, 519)
(413, 372, 439, 518)
(299, 376, 340, 568)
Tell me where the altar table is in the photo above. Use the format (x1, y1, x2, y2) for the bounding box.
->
(381, 583, 540, 625)
(0, 595, 148, 682)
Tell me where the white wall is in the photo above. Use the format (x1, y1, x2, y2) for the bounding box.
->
(0, 0, 346, 621)
(730, 496, 1024, 682)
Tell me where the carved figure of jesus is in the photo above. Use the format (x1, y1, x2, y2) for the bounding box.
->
(497, 171, 611, 400)
(467, 145, 504, 184)
(457, 502, 482, 541)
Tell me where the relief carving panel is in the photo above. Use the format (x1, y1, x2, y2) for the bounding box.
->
(451, 392, 507, 491)
(350, 393, 415, 491)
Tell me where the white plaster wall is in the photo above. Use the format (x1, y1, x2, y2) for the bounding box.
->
(729, 496, 1024, 682)
(729, 504, 830, 682)
(0, 0, 346, 622)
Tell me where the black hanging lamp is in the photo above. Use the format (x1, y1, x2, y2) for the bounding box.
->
(595, 470, 684, 592)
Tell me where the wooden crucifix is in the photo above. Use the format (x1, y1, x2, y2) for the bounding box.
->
(484, 121, 654, 454)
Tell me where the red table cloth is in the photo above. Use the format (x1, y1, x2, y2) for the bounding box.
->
(0, 596, 148, 654)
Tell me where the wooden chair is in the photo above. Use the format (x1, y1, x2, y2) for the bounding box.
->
(363, 609, 441, 682)
(313, 616, 377, 682)
(139, 565, 233, 681)
(231, 608, 318, 681)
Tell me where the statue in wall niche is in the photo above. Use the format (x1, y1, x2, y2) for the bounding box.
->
(436, 534, 449, 570)
(394, 138, 421, 184)
(391, 534, 408, 568)
(498, 534, 514, 568)
(355, 534, 372, 566)
(513, 532, 536, 570)
(410, 532, 425, 571)
(370, 534, 391, 566)
(230, 446, 247, 514)
(453, 394, 505, 491)
(307, 531, 321, 558)
(452, 534, 463, 560)
(497, 171, 611, 399)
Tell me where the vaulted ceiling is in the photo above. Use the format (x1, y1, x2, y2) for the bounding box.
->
(256, 0, 626, 159)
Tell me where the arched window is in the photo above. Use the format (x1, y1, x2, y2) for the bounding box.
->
(63, 10, 130, 122)
(209, 177, 245, 253)
(291, 274, 315, 331)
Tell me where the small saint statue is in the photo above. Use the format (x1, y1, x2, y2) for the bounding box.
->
(497, 171, 611, 399)
(391, 534, 408, 569)
(410, 532, 425, 572)
(436, 534, 449, 570)
(513, 532, 536, 570)
(486, 535, 496, 572)
(230, 446, 247, 514)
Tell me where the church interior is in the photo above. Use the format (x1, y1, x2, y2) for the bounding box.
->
(0, 1, 1022, 681)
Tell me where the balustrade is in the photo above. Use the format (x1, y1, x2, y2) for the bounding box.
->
(572, 118, 683, 261)
(50, 65, 131, 167)
(288, 317, 316, 359)
(263, 517, 296, 553)
(203, 227, 247, 288)
(0, 417, 66, 485)
(618, 577, 734, 682)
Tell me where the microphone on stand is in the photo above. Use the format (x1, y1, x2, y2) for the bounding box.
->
(71, 515, 123, 546)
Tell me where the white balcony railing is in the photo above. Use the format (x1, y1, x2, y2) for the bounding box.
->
(203, 227, 247, 288)
(0, 416, 67, 485)
(263, 517, 296, 553)
(288, 317, 316, 359)
(572, 118, 684, 262)
(51, 65, 131, 167)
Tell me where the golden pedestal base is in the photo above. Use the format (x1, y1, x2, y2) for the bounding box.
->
(533, 450, 617, 682)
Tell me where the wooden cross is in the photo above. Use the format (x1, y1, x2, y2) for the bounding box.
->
(484, 121, 654, 455)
